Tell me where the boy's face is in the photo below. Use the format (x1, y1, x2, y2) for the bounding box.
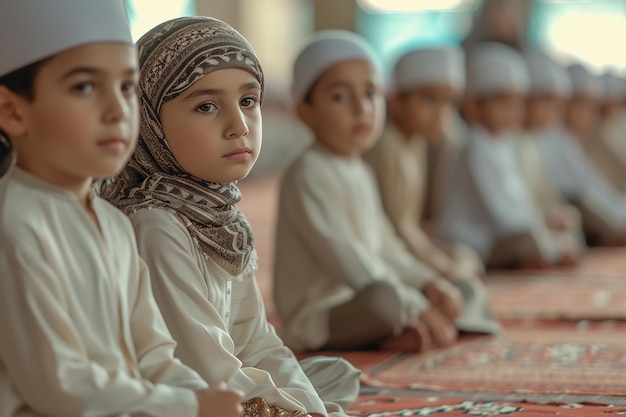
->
(0, 42, 139, 186)
(297, 59, 385, 159)
(390, 84, 458, 142)
(473, 91, 525, 135)
(160, 68, 262, 183)
(525, 94, 564, 130)
(565, 95, 598, 139)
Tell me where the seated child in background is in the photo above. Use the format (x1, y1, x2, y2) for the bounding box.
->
(0, 2, 241, 417)
(364, 46, 499, 335)
(273, 31, 464, 354)
(102, 17, 359, 417)
(537, 64, 626, 246)
(516, 50, 585, 262)
(583, 72, 626, 194)
(438, 42, 573, 269)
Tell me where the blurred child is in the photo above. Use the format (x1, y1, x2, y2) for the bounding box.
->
(102, 17, 359, 417)
(364, 46, 499, 334)
(537, 64, 626, 246)
(516, 50, 585, 262)
(0, 2, 242, 417)
(274, 31, 464, 353)
(438, 42, 573, 269)
(584, 72, 626, 194)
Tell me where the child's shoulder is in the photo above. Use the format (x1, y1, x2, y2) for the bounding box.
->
(127, 206, 194, 244)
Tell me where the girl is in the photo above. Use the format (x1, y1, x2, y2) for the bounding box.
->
(103, 17, 359, 417)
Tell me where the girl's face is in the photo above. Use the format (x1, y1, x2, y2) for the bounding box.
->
(390, 84, 458, 142)
(159, 68, 262, 183)
(297, 59, 385, 159)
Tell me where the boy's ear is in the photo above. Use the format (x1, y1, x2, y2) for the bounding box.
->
(295, 101, 315, 127)
(0, 86, 27, 138)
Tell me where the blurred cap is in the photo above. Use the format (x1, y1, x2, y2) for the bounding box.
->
(393, 46, 465, 95)
(291, 30, 380, 102)
(0, 0, 133, 77)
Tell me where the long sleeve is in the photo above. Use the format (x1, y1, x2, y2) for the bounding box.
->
(130, 209, 321, 415)
(0, 245, 199, 417)
(284, 155, 432, 295)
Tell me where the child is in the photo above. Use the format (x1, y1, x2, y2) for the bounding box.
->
(438, 42, 572, 269)
(516, 50, 585, 261)
(102, 17, 359, 417)
(584, 72, 626, 194)
(537, 64, 626, 246)
(0, 2, 242, 417)
(274, 30, 464, 354)
(363, 46, 499, 335)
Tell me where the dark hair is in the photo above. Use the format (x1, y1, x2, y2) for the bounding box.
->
(0, 60, 45, 101)
(0, 60, 45, 160)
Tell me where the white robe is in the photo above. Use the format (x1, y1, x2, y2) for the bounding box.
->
(438, 125, 559, 261)
(537, 124, 626, 231)
(129, 208, 355, 417)
(274, 142, 432, 352)
(0, 168, 205, 417)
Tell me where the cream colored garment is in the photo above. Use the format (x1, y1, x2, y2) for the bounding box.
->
(0, 168, 205, 417)
(364, 123, 498, 334)
(273, 143, 433, 352)
(438, 125, 560, 263)
(515, 131, 585, 253)
(365, 122, 476, 276)
(584, 115, 626, 194)
(130, 208, 355, 417)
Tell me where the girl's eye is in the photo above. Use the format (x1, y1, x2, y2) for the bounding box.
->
(72, 82, 94, 94)
(241, 96, 259, 109)
(196, 102, 217, 113)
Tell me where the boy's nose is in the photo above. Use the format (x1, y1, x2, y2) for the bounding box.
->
(104, 89, 133, 123)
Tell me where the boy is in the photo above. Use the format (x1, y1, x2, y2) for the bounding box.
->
(274, 31, 462, 353)
(537, 64, 626, 246)
(438, 42, 570, 269)
(584, 72, 626, 194)
(516, 50, 584, 261)
(0, 2, 241, 417)
(364, 46, 498, 334)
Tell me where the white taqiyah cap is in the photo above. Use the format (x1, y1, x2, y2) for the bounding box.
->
(566, 64, 600, 99)
(598, 72, 626, 103)
(393, 46, 465, 95)
(524, 49, 571, 98)
(465, 42, 529, 98)
(0, 0, 133, 77)
(291, 30, 381, 102)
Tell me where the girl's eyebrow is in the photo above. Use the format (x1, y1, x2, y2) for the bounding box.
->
(182, 81, 261, 101)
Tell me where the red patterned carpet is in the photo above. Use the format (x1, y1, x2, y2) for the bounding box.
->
(238, 176, 626, 416)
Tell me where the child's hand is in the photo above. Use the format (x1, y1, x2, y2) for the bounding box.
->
(423, 279, 463, 320)
(546, 215, 568, 231)
(418, 306, 458, 349)
(196, 382, 243, 417)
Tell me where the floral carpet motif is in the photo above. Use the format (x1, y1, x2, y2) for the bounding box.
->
(359, 321, 626, 401)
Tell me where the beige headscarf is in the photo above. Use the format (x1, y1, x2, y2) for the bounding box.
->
(102, 16, 264, 279)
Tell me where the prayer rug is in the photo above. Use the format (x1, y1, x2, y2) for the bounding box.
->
(348, 389, 626, 416)
(357, 321, 626, 404)
(486, 273, 626, 320)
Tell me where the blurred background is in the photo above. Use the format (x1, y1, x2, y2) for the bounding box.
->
(124, 0, 626, 177)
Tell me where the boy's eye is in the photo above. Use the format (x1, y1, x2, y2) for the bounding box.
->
(332, 92, 350, 102)
(72, 82, 94, 94)
(196, 102, 217, 113)
(121, 81, 138, 95)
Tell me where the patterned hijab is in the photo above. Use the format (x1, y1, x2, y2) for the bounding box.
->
(102, 16, 264, 279)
